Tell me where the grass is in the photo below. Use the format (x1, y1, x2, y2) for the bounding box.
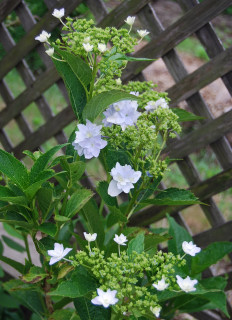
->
(176, 37, 209, 61)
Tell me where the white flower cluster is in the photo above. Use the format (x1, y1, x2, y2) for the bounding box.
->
(103, 98, 140, 131)
(91, 288, 118, 308)
(145, 97, 169, 112)
(72, 120, 107, 159)
(182, 240, 201, 256)
(108, 162, 141, 197)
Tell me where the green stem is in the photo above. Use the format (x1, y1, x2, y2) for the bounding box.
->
(89, 55, 98, 99)
(23, 233, 32, 264)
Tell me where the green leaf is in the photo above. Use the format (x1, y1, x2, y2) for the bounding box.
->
(0, 255, 24, 273)
(106, 52, 155, 62)
(142, 188, 202, 206)
(127, 233, 144, 257)
(69, 161, 86, 185)
(55, 215, 70, 222)
(56, 47, 92, 90)
(36, 187, 53, 221)
(66, 130, 77, 162)
(0, 211, 32, 229)
(172, 108, 204, 122)
(97, 181, 117, 207)
(3, 279, 44, 317)
(2, 235, 25, 252)
(64, 189, 93, 218)
(82, 90, 138, 122)
(21, 266, 47, 284)
(191, 241, 232, 275)
(49, 309, 79, 320)
(103, 146, 130, 171)
(106, 207, 127, 228)
(74, 297, 111, 320)
(3, 223, 23, 240)
(30, 144, 68, 183)
(38, 222, 57, 237)
(80, 199, 105, 248)
(50, 266, 97, 298)
(144, 233, 171, 255)
(53, 58, 87, 119)
(167, 215, 192, 255)
(0, 149, 29, 189)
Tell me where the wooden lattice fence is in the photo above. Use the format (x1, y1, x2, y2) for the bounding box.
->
(0, 0, 232, 319)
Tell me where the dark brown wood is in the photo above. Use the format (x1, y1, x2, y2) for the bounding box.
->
(122, 0, 232, 81)
(129, 168, 232, 226)
(164, 109, 232, 160)
(0, 0, 21, 23)
(167, 47, 232, 105)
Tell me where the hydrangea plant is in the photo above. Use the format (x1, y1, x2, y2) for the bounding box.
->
(0, 8, 232, 320)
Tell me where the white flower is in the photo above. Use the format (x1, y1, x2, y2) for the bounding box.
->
(182, 241, 201, 257)
(137, 29, 150, 38)
(35, 30, 51, 43)
(98, 43, 107, 53)
(52, 8, 65, 19)
(152, 278, 169, 291)
(47, 243, 72, 265)
(108, 162, 141, 197)
(83, 36, 91, 43)
(150, 306, 161, 317)
(72, 120, 107, 159)
(113, 233, 128, 246)
(125, 16, 135, 26)
(83, 43, 93, 52)
(45, 47, 54, 57)
(145, 98, 169, 112)
(103, 100, 140, 131)
(115, 78, 122, 85)
(176, 275, 198, 293)
(84, 232, 97, 242)
(130, 91, 139, 96)
(91, 288, 118, 308)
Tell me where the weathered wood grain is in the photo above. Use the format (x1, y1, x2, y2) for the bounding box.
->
(122, 0, 232, 81)
(164, 109, 232, 160)
(129, 167, 232, 226)
(0, 0, 21, 23)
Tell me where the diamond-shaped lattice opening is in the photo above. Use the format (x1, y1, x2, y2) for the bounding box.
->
(22, 155, 34, 169)
(3, 119, 24, 146)
(176, 35, 209, 68)
(4, 11, 26, 43)
(189, 149, 221, 181)
(44, 84, 67, 115)
(213, 189, 232, 221)
(86, 158, 106, 185)
(152, 0, 184, 28)
(41, 137, 59, 152)
(4, 68, 26, 98)
(0, 93, 6, 111)
(163, 162, 188, 189)
(22, 102, 45, 130)
(199, 77, 232, 118)
(63, 121, 77, 138)
(212, 8, 232, 49)
(24, 48, 46, 75)
(181, 204, 211, 235)
(143, 57, 175, 92)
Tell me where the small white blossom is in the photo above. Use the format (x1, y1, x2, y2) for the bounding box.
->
(84, 232, 97, 242)
(98, 43, 107, 53)
(72, 120, 107, 159)
(45, 47, 54, 57)
(47, 243, 72, 265)
(153, 278, 169, 291)
(115, 78, 122, 85)
(114, 233, 128, 246)
(176, 275, 198, 293)
(83, 36, 91, 43)
(91, 288, 118, 308)
(145, 98, 169, 112)
(52, 8, 65, 19)
(108, 162, 141, 196)
(35, 30, 51, 43)
(137, 29, 150, 38)
(150, 306, 161, 317)
(125, 16, 135, 26)
(182, 241, 201, 256)
(83, 43, 93, 52)
(103, 99, 140, 131)
(130, 91, 139, 96)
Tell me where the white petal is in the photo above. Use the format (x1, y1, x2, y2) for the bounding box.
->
(91, 296, 102, 306)
(49, 256, 61, 265)
(108, 180, 122, 197)
(62, 248, 72, 257)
